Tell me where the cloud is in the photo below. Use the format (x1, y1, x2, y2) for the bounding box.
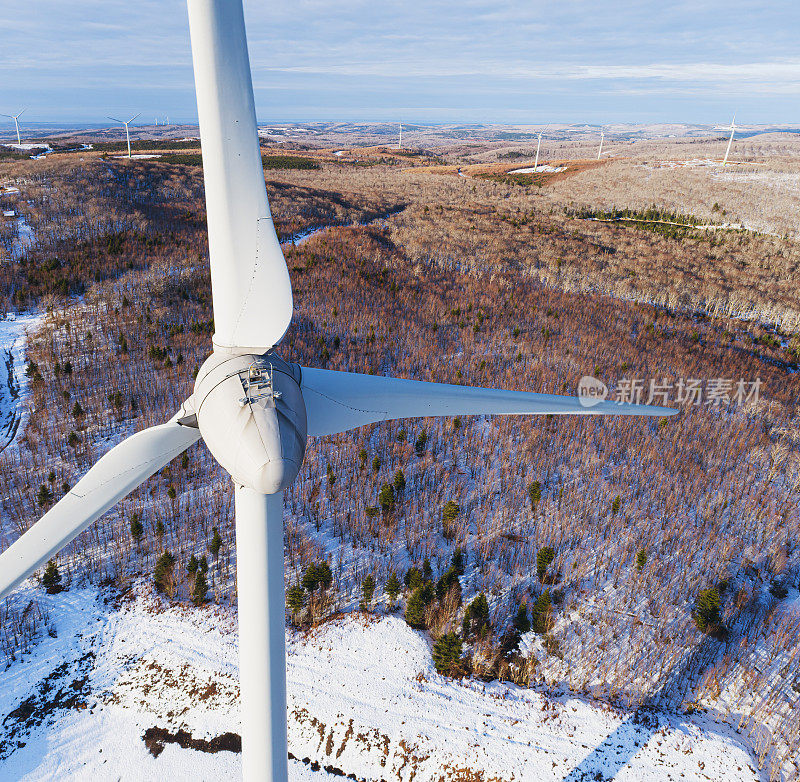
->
(1, 0, 799, 122)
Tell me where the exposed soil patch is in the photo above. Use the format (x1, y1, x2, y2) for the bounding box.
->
(0, 650, 95, 760)
(141, 727, 366, 779)
(142, 726, 241, 758)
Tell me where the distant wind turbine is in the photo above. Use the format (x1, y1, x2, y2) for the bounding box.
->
(107, 113, 141, 159)
(398, 122, 402, 149)
(597, 128, 605, 160)
(1, 109, 25, 146)
(718, 115, 737, 165)
(534, 125, 550, 171)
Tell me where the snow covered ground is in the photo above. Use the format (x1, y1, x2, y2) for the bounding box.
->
(509, 165, 566, 174)
(0, 312, 41, 452)
(0, 582, 764, 781)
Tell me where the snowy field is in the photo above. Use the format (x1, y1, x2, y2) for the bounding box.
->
(0, 582, 763, 782)
(508, 165, 566, 174)
(0, 313, 41, 453)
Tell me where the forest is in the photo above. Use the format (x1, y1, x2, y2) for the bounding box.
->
(1, 141, 799, 779)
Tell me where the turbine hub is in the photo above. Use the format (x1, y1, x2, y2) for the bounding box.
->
(194, 351, 307, 494)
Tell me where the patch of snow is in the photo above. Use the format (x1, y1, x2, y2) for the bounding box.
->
(8, 144, 51, 152)
(113, 154, 163, 160)
(0, 585, 765, 782)
(509, 165, 566, 174)
(0, 312, 42, 453)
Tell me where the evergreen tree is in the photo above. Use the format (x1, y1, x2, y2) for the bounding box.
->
(316, 561, 333, 591)
(436, 565, 461, 601)
(385, 572, 401, 603)
(531, 590, 553, 634)
(191, 570, 208, 606)
(360, 574, 376, 610)
(462, 593, 490, 637)
(442, 501, 460, 540)
(187, 553, 199, 576)
(414, 428, 428, 456)
(405, 585, 427, 628)
(198, 555, 209, 574)
(302, 563, 320, 592)
(286, 584, 306, 618)
(514, 603, 531, 634)
(378, 483, 395, 515)
(42, 559, 62, 594)
(130, 513, 144, 545)
(358, 448, 368, 469)
(432, 633, 463, 676)
(372, 455, 382, 472)
(452, 547, 466, 575)
(537, 546, 555, 583)
(326, 463, 336, 487)
(156, 519, 166, 538)
(36, 485, 53, 508)
(404, 566, 423, 591)
(527, 480, 542, 511)
(422, 557, 433, 582)
(693, 587, 722, 633)
(611, 495, 622, 515)
(154, 551, 176, 595)
(635, 549, 648, 572)
(208, 527, 223, 559)
(71, 400, 84, 418)
(393, 469, 406, 492)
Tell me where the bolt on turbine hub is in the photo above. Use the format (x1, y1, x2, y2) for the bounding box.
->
(193, 351, 307, 493)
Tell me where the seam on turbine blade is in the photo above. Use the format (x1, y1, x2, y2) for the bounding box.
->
(231, 216, 274, 345)
(71, 437, 198, 498)
(303, 387, 387, 417)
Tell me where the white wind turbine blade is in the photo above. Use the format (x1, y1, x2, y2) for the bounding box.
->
(187, 0, 293, 354)
(301, 368, 677, 438)
(0, 408, 200, 601)
(127, 112, 141, 124)
(722, 114, 737, 165)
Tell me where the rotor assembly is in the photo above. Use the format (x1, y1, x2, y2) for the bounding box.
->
(194, 351, 307, 494)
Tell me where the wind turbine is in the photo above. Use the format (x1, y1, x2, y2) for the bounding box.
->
(534, 124, 550, 171)
(597, 128, 605, 160)
(107, 112, 141, 158)
(0, 0, 677, 780)
(718, 114, 737, 165)
(398, 122, 402, 149)
(1, 108, 25, 146)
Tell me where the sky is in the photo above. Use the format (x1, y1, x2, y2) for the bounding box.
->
(2, 0, 800, 127)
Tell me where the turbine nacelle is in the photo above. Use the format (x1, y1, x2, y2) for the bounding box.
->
(193, 351, 307, 494)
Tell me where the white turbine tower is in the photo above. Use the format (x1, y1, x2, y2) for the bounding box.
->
(398, 122, 402, 149)
(534, 124, 550, 171)
(107, 112, 141, 158)
(719, 114, 737, 165)
(597, 128, 605, 160)
(1, 108, 25, 146)
(0, 1, 677, 780)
